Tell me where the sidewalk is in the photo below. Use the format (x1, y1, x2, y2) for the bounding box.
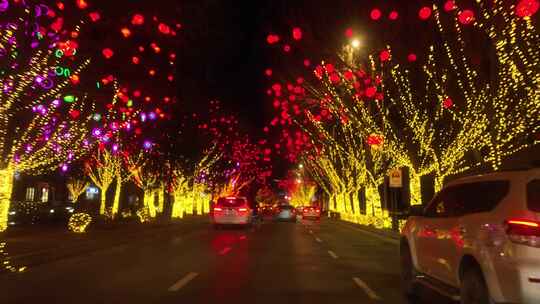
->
(1, 215, 208, 274)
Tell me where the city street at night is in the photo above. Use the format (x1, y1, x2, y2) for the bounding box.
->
(0, 218, 451, 304)
(1, 1, 539, 303)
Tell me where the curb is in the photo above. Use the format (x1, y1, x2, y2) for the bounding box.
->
(331, 219, 400, 245)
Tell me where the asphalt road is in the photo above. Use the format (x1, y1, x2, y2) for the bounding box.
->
(0, 217, 453, 304)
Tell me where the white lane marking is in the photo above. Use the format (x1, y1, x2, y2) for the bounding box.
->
(328, 250, 338, 259)
(168, 272, 199, 292)
(353, 277, 381, 300)
(315, 237, 322, 243)
(219, 246, 232, 255)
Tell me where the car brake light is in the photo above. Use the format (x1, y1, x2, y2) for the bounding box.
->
(505, 219, 540, 248)
(214, 207, 223, 211)
(238, 208, 248, 212)
(316, 209, 320, 213)
(303, 208, 308, 212)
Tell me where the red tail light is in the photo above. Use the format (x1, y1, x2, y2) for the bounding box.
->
(303, 208, 308, 212)
(505, 219, 540, 248)
(315, 209, 320, 213)
(214, 207, 223, 211)
(238, 208, 248, 212)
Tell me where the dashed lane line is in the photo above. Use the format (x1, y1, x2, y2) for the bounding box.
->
(328, 250, 338, 259)
(353, 277, 382, 301)
(168, 272, 199, 292)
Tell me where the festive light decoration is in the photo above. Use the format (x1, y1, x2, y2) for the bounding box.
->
(0, 4, 94, 230)
(67, 178, 89, 203)
(419, 6, 432, 20)
(516, 0, 539, 18)
(370, 8, 382, 21)
(68, 213, 92, 233)
(262, 1, 540, 231)
(85, 149, 120, 216)
(292, 27, 303, 40)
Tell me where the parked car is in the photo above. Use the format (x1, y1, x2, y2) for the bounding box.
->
(400, 168, 540, 304)
(274, 205, 297, 222)
(302, 206, 321, 220)
(212, 196, 253, 228)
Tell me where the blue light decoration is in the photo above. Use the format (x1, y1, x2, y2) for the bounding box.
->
(143, 140, 152, 150)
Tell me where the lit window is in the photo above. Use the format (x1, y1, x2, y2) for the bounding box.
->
(86, 187, 99, 200)
(25, 187, 35, 201)
(41, 188, 49, 203)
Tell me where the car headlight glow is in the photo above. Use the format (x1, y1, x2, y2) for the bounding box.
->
(49, 209, 55, 214)
(8, 211, 16, 215)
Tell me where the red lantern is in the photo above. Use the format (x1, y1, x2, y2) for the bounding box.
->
(292, 27, 302, 40)
(379, 50, 391, 62)
(516, 0, 539, 18)
(365, 86, 377, 98)
(266, 34, 280, 44)
(407, 53, 417, 62)
(102, 48, 114, 59)
(370, 8, 382, 20)
(444, 1, 457, 12)
(69, 110, 81, 119)
(389, 11, 399, 20)
(131, 14, 145, 26)
(458, 10, 475, 25)
(132, 56, 140, 64)
(303, 59, 311, 67)
(443, 97, 454, 109)
(88, 11, 100, 22)
(345, 28, 354, 38)
(158, 23, 171, 34)
(419, 6, 432, 20)
(265, 69, 273, 77)
(283, 45, 291, 52)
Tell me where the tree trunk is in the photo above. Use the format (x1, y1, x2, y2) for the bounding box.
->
(111, 176, 122, 218)
(0, 168, 14, 232)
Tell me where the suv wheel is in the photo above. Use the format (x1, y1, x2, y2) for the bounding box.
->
(400, 242, 418, 298)
(460, 267, 493, 304)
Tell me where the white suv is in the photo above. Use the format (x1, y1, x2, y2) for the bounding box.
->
(400, 168, 540, 304)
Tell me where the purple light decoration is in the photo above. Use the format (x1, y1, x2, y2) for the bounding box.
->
(68, 152, 74, 160)
(148, 112, 157, 120)
(112, 144, 119, 153)
(102, 135, 110, 142)
(143, 140, 152, 150)
(35, 76, 44, 84)
(0, 0, 9, 13)
(60, 163, 68, 172)
(92, 128, 102, 137)
(25, 145, 32, 153)
(51, 99, 60, 107)
(125, 122, 131, 130)
(83, 139, 89, 146)
(140, 113, 147, 122)
(31, 41, 39, 48)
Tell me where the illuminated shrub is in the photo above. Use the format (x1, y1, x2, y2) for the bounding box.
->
(68, 213, 92, 233)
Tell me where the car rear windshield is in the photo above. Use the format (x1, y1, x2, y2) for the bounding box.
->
(216, 198, 246, 207)
(527, 179, 540, 212)
(279, 205, 294, 210)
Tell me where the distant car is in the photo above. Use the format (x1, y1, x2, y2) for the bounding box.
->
(274, 205, 296, 222)
(8, 201, 74, 226)
(400, 168, 540, 304)
(212, 196, 252, 228)
(302, 206, 321, 220)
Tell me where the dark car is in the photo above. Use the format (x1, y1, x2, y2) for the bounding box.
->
(274, 205, 297, 222)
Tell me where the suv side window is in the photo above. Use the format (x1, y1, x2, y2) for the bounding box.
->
(527, 179, 540, 212)
(458, 181, 510, 215)
(425, 186, 460, 218)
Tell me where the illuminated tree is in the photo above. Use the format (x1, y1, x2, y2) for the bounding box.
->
(85, 149, 120, 216)
(66, 178, 89, 203)
(0, 3, 93, 231)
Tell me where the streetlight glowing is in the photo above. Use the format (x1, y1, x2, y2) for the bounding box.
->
(351, 39, 360, 48)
